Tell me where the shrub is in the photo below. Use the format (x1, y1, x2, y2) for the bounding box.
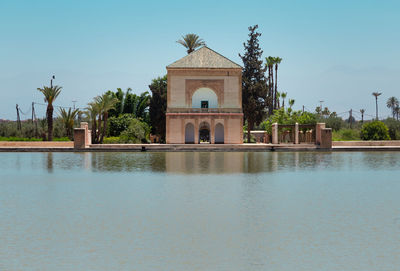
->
(360, 121, 390, 140)
(383, 118, 400, 140)
(325, 116, 343, 131)
(332, 129, 360, 141)
(119, 119, 150, 143)
(108, 114, 135, 136)
(103, 137, 121, 144)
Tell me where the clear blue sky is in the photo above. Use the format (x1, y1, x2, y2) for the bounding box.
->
(1, 0, 399, 120)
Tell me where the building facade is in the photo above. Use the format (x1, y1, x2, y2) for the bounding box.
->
(166, 47, 243, 144)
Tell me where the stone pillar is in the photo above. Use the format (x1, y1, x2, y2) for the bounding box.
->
(295, 122, 299, 144)
(316, 123, 326, 145)
(272, 123, 278, 144)
(194, 118, 199, 144)
(74, 122, 91, 149)
(320, 128, 332, 149)
(211, 118, 215, 144)
(74, 128, 86, 149)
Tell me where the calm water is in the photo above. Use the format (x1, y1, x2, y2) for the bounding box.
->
(1, 151, 400, 270)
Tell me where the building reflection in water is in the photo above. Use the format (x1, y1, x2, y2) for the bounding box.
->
(61, 151, 384, 174)
(166, 152, 244, 174)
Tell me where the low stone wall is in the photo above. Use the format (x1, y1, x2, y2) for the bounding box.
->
(333, 141, 400, 147)
(0, 141, 73, 148)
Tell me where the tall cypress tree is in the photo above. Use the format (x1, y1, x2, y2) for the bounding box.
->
(239, 25, 268, 142)
(149, 75, 167, 142)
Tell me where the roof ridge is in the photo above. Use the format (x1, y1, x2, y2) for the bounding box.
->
(200, 46, 243, 68)
(167, 46, 242, 69)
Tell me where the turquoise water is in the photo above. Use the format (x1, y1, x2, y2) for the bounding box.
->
(1, 152, 400, 270)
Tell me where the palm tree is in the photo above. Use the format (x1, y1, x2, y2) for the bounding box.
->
(289, 99, 295, 109)
(372, 92, 382, 120)
(59, 107, 80, 139)
(85, 102, 100, 144)
(265, 56, 275, 114)
(274, 57, 282, 110)
(37, 85, 62, 141)
(281, 92, 287, 108)
(360, 109, 365, 123)
(386, 96, 399, 119)
(95, 93, 119, 143)
(177, 34, 206, 54)
(134, 91, 150, 119)
(395, 106, 400, 121)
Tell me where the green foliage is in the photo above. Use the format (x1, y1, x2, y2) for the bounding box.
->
(0, 118, 69, 140)
(105, 88, 150, 121)
(0, 136, 42, 141)
(177, 33, 206, 54)
(360, 121, 390, 140)
(383, 118, 400, 140)
(119, 119, 150, 143)
(324, 116, 343, 131)
(332, 129, 361, 141)
(107, 114, 135, 136)
(260, 108, 317, 133)
(149, 75, 167, 141)
(240, 25, 268, 139)
(0, 136, 70, 141)
(52, 137, 70, 141)
(103, 137, 121, 144)
(58, 107, 80, 139)
(37, 85, 63, 141)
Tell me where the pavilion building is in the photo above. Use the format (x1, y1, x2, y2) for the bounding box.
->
(166, 46, 243, 144)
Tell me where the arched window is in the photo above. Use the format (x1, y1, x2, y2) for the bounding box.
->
(192, 88, 218, 108)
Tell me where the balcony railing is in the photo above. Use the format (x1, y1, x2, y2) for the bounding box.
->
(167, 108, 242, 113)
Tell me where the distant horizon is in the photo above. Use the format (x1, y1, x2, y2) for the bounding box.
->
(1, 0, 399, 120)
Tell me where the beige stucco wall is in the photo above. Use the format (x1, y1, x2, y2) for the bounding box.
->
(166, 114, 243, 144)
(166, 117, 183, 144)
(224, 118, 242, 144)
(168, 75, 241, 109)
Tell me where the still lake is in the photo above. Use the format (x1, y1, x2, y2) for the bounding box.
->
(1, 151, 400, 270)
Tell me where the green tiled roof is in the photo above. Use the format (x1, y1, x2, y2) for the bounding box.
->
(167, 46, 242, 69)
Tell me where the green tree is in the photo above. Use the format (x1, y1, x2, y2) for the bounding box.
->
(177, 34, 206, 54)
(360, 121, 390, 140)
(265, 56, 275, 114)
(58, 107, 80, 139)
(239, 25, 268, 142)
(95, 93, 119, 143)
(288, 99, 295, 109)
(386, 96, 399, 119)
(149, 75, 167, 141)
(106, 88, 127, 117)
(322, 107, 330, 117)
(273, 57, 282, 109)
(281, 92, 287, 108)
(119, 118, 150, 143)
(85, 101, 100, 143)
(372, 92, 382, 120)
(37, 85, 62, 141)
(107, 114, 135, 137)
(360, 109, 365, 123)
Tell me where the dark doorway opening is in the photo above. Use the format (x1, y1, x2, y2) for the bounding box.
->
(199, 122, 210, 143)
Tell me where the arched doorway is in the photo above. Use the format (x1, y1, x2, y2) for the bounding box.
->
(199, 122, 210, 143)
(185, 123, 194, 144)
(215, 123, 224, 144)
